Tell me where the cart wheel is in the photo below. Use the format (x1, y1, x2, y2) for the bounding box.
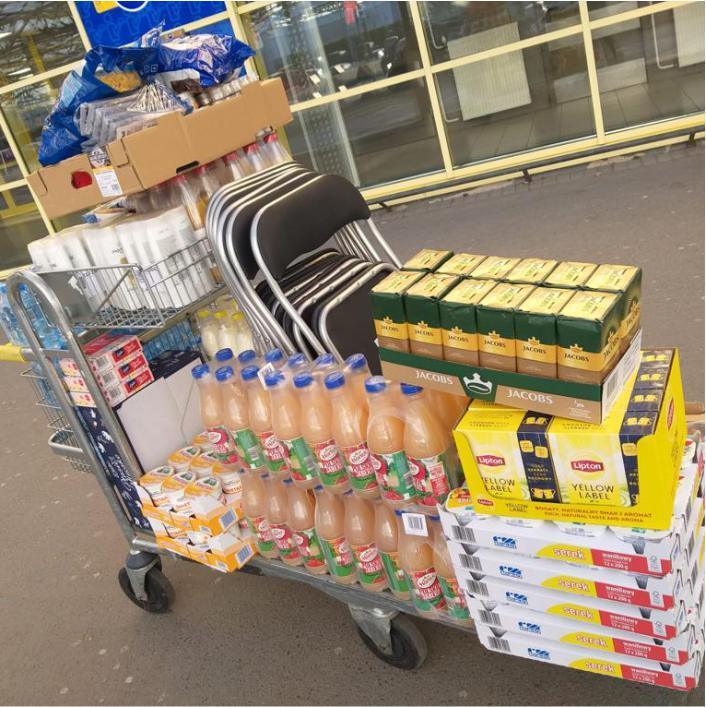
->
(118, 566, 174, 613)
(356, 614, 427, 670)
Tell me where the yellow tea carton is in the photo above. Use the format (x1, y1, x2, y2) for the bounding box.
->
(556, 290, 622, 384)
(514, 287, 575, 378)
(402, 248, 453, 272)
(439, 278, 497, 365)
(404, 273, 460, 359)
(370, 270, 424, 352)
(476, 283, 535, 371)
(585, 264, 642, 354)
(471, 255, 521, 281)
(544, 261, 598, 289)
(506, 258, 558, 284)
(437, 253, 487, 277)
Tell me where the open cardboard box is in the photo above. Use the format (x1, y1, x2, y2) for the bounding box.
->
(27, 79, 291, 219)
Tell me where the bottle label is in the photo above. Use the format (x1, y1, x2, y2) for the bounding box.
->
(321, 535, 355, 578)
(206, 425, 234, 456)
(408, 449, 453, 506)
(438, 575, 470, 621)
(380, 551, 409, 595)
(230, 427, 266, 469)
(269, 521, 301, 562)
(247, 514, 275, 554)
(292, 526, 327, 570)
(310, 438, 348, 487)
(281, 436, 319, 482)
(341, 442, 378, 492)
(257, 430, 289, 474)
(351, 542, 386, 587)
(405, 566, 446, 612)
(371, 450, 415, 502)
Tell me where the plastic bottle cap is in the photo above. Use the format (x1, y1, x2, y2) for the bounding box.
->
(429, 514, 440, 521)
(400, 382, 423, 396)
(313, 353, 335, 367)
(345, 353, 367, 370)
(240, 365, 260, 382)
(213, 311, 226, 319)
(171, 174, 187, 184)
(293, 372, 314, 389)
(194, 165, 208, 176)
(287, 352, 306, 368)
(394, 509, 403, 517)
(264, 371, 285, 387)
(191, 364, 210, 380)
(238, 349, 257, 364)
(264, 348, 284, 364)
(215, 365, 234, 381)
(232, 312, 244, 321)
(313, 484, 324, 492)
(215, 348, 233, 362)
(282, 478, 293, 485)
(324, 371, 345, 390)
(364, 375, 387, 394)
(197, 310, 211, 319)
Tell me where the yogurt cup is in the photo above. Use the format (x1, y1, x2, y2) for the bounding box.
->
(187, 530, 211, 545)
(192, 431, 216, 453)
(214, 463, 242, 496)
(185, 476, 224, 504)
(162, 470, 197, 511)
(138, 466, 175, 506)
(554, 521, 607, 538)
(609, 525, 671, 543)
(168, 446, 200, 471)
(190, 452, 218, 478)
(165, 524, 187, 539)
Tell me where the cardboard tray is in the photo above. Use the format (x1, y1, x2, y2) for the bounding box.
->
(28, 79, 292, 219)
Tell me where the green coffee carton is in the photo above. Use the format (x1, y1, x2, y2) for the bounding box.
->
(402, 249, 454, 272)
(506, 258, 558, 284)
(544, 261, 598, 289)
(437, 253, 487, 277)
(471, 255, 521, 281)
(370, 270, 425, 352)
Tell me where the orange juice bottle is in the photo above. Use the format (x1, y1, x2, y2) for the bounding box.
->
(294, 371, 349, 493)
(344, 492, 388, 592)
(344, 353, 371, 411)
(265, 370, 319, 488)
(314, 486, 357, 584)
(365, 376, 415, 508)
(286, 352, 309, 373)
(431, 516, 470, 624)
(241, 365, 289, 477)
(312, 352, 338, 381)
(374, 501, 410, 599)
(236, 349, 259, 371)
(265, 476, 302, 565)
(287, 482, 327, 575)
(240, 469, 278, 559)
(397, 511, 446, 615)
(191, 364, 235, 461)
(401, 383, 455, 509)
(324, 371, 378, 497)
(216, 366, 266, 470)
(263, 347, 285, 370)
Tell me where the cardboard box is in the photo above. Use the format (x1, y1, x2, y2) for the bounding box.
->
(27, 79, 292, 219)
(471, 256, 521, 281)
(505, 258, 558, 285)
(379, 331, 642, 425)
(436, 253, 487, 277)
(544, 261, 598, 289)
(85, 333, 143, 373)
(102, 366, 154, 407)
(475, 623, 703, 691)
(402, 249, 453, 272)
(94, 352, 149, 389)
(370, 270, 425, 353)
(453, 349, 685, 529)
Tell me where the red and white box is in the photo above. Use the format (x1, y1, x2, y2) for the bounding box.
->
(94, 351, 149, 389)
(101, 366, 154, 407)
(84, 333, 143, 373)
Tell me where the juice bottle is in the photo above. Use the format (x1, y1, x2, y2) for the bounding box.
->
(374, 501, 410, 599)
(294, 371, 349, 493)
(216, 366, 266, 471)
(214, 347, 234, 367)
(191, 364, 235, 461)
(263, 347, 285, 370)
(241, 365, 289, 477)
(344, 353, 371, 411)
(366, 376, 415, 508)
(287, 483, 327, 575)
(265, 476, 302, 565)
(325, 371, 377, 497)
(344, 492, 388, 592)
(266, 370, 319, 488)
(287, 352, 308, 373)
(197, 310, 219, 358)
(312, 353, 338, 381)
(401, 383, 456, 509)
(397, 511, 446, 615)
(314, 486, 357, 584)
(430, 516, 470, 623)
(240, 469, 278, 559)
(237, 349, 259, 371)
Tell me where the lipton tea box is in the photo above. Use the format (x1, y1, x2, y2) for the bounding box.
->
(470, 256, 521, 281)
(544, 261, 598, 289)
(505, 258, 558, 284)
(370, 270, 425, 352)
(436, 253, 487, 277)
(402, 249, 454, 272)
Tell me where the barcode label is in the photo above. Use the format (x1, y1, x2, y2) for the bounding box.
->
(467, 579, 489, 596)
(459, 554, 483, 571)
(452, 525, 476, 543)
(687, 531, 695, 559)
(603, 369, 620, 405)
(478, 609, 502, 626)
(488, 637, 511, 652)
(237, 545, 253, 565)
(257, 362, 277, 389)
(690, 559, 699, 588)
(402, 512, 428, 537)
(219, 509, 237, 531)
(98, 369, 117, 388)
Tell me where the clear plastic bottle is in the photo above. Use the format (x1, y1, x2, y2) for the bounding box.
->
(191, 163, 221, 226)
(287, 483, 327, 575)
(294, 371, 349, 493)
(264, 347, 286, 370)
(170, 173, 203, 230)
(261, 132, 290, 164)
(237, 349, 259, 371)
(344, 353, 371, 411)
(325, 371, 377, 497)
(431, 516, 470, 624)
(244, 142, 267, 173)
(241, 470, 278, 559)
(314, 486, 357, 584)
(148, 180, 174, 211)
(266, 476, 302, 565)
(374, 501, 410, 599)
(214, 310, 239, 352)
(266, 370, 319, 488)
(241, 365, 289, 477)
(344, 492, 388, 592)
(191, 364, 234, 459)
(222, 150, 245, 182)
(214, 347, 234, 368)
(366, 376, 415, 508)
(287, 352, 309, 373)
(233, 312, 254, 353)
(312, 353, 338, 382)
(197, 309, 220, 359)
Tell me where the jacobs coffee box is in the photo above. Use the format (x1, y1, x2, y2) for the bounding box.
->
(471, 256, 521, 281)
(439, 278, 498, 365)
(505, 258, 558, 284)
(544, 261, 598, 289)
(402, 249, 454, 272)
(370, 270, 425, 352)
(437, 253, 487, 277)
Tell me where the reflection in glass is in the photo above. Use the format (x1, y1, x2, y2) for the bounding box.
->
(593, 7, 704, 132)
(0, 2, 84, 83)
(0, 186, 47, 268)
(421, 1, 580, 64)
(243, 1, 420, 103)
(0, 132, 22, 184)
(587, 2, 664, 21)
(436, 35, 595, 167)
(285, 79, 443, 188)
